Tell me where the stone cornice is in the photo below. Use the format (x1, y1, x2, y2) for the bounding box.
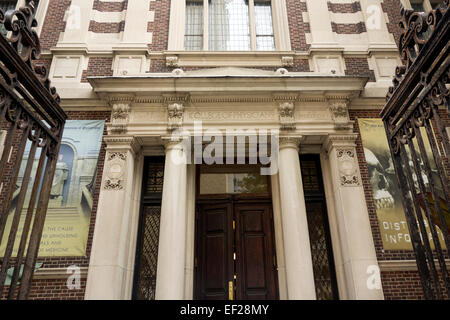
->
(378, 259, 450, 272)
(324, 134, 359, 152)
(88, 74, 368, 97)
(103, 136, 141, 154)
(33, 267, 89, 280)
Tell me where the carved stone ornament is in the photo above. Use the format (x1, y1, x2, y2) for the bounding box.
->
(336, 149, 360, 186)
(281, 56, 294, 68)
(329, 100, 350, 130)
(166, 56, 179, 67)
(278, 102, 296, 130)
(109, 103, 131, 134)
(103, 152, 127, 190)
(167, 103, 184, 131)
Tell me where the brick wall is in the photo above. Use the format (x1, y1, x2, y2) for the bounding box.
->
(382, 0, 404, 47)
(81, 57, 114, 82)
(39, 0, 71, 51)
(148, 0, 171, 51)
(328, 1, 362, 13)
(345, 57, 376, 82)
(286, 0, 310, 51)
(331, 21, 367, 34)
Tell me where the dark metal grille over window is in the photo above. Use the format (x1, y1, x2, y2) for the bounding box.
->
(133, 158, 165, 300)
(134, 206, 161, 300)
(301, 155, 339, 300)
(381, 2, 449, 300)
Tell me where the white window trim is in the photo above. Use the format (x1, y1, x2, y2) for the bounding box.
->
(16, 0, 49, 35)
(168, 0, 291, 51)
(404, 0, 437, 12)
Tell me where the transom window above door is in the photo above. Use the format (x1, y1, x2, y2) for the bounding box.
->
(184, 0, 275, 51)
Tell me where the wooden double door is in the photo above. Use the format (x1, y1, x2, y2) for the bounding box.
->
(194, 197, 279, 300)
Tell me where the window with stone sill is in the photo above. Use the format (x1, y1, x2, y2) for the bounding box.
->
(184, 0, 275, 51)
(0, 0, 42, 35)
(409, 0, 442, 12)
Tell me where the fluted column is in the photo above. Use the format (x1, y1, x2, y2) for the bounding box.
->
(324, 134, 384, 300)
(155, 140, 188, 299)
(277, 137, 316, 300)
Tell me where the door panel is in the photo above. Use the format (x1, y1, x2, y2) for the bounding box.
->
(235, 205, 277, 300)
(195, 200, 278, 300)
(195, 203, 233, 300)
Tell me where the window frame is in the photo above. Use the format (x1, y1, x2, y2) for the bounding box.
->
(15, 0, 49, 35)
(169, 0, 291, 52)
(406, 0, 441, 12)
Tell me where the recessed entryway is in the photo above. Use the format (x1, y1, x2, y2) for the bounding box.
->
(194, 165, 279, 300)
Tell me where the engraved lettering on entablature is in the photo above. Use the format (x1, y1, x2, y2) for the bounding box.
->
(295, 110, 331, 120)
(129, 111, 167, 122)
(185, 110, 276, 122)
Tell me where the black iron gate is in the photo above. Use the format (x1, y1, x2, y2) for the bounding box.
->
(381, 1, 449, 299)
(0, 2, 65, 299)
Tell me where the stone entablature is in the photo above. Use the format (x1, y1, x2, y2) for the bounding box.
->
(88, 68, 366, 137)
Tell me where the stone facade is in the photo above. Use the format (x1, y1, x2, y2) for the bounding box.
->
(1, 0, 448, 300)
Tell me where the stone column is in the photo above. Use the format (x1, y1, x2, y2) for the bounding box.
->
(324, 134, 384, 300)
(184, 164, 196, 300)
(85, 136, 140, 300)
(277, 137, 316, 300)
(155, 140, 188, 300)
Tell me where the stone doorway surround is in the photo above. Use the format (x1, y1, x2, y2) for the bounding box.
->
(84, 67, 384, 300)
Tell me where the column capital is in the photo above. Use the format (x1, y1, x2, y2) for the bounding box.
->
(279, 136, 304, 151)
(103, 136, 140, 155)
(324, 134, 358, 153)
(161, 136, 187, 152)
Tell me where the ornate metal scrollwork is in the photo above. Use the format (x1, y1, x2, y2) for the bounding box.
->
(0, 1, 60, 103)
(386, 1, 449, 101)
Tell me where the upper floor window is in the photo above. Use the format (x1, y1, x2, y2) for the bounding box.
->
(185, 0, 275, 51)
(0, 1, 18, 13)
(409, 0, 441, 12)
(0, 1, 41, 34)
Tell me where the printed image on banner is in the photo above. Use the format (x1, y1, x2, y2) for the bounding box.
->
(358, 118, 447, 250)
(0, 120, 105, 257)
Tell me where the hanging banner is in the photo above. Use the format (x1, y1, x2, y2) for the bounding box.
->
(0, 120, 105, 257)
(358, 118, 447, 250)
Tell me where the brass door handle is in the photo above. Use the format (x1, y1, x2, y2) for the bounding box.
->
(228, 281, 234, 300)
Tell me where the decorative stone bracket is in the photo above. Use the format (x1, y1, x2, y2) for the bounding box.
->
(108, 97, 133, 134)
(166, 56, 179, 67)
(278, 102, 296, 131)
(328, 99, 350, 130)
(165, 94, 189, 132)
(281, 56, 294, 68)
(167, 103, 184, 131)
